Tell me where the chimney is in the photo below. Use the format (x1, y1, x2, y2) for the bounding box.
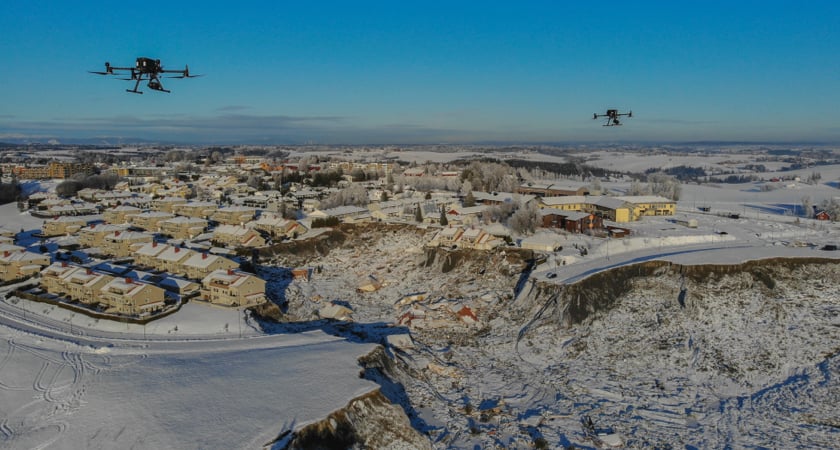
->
(152, 241, 157, 247)
(115, 230, 121, 236)
(86, 269, 92, 275)
(125, 277, 132, 284)
(202, 252, 208, 259)
(61, 261, 68, 267)
(227, 269, 234, 275)
(3, 251, 8, 257)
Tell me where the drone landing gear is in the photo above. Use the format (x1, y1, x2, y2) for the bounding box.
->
(126, 89, 143, 94)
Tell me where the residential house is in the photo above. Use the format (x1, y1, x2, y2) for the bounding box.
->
(200, 269, 266, 307)
(40, 216, 89, 237)
(172, 201, 218, 219)
(154, 246, 195, 275)
(99, 277, 166, 316)
(211, 206, 257, 225)
(40, 262, 81, 296)
(42, 202, 99, 217)
(60, 267, 113, 306)
(252, 215, 305, 239)
(181, 252, 239, 280)
(151, 196, 188, 213)
(212, 225, 265, 248)
(132, 241, 170, 269)
(103, 205, 143, 224)
(815, 210, 832, 221)
(519, 233, 564, 252)
(158, 216, 208, 239)
(458, 227, 503, 250)
(0, 249, 51, 281)
(100, 230, 155, 258)
(445, 205, 487, 226)
(77, 223, 130, 248)
(429, 226, 463, 248)
(128, 211, 175, 231)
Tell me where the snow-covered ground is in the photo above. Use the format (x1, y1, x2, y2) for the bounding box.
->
(2, 148, 840, 448)
(0, 292, 380, 449)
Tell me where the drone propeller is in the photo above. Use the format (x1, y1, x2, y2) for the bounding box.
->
(89, 61, 114, 75)
(167, 64, 203, 79)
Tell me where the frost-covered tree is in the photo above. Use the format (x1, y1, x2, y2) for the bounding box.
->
(319, 184, 370, 209)
(820, 198, 840, 220)
(647, 172, 681, 200)
(463, 191, 476, 207)
(508, 201, 540, 235)
(801, 196, 814, 218)
(627, 180, 648, 196)
(460, 180, 473, 196)
(462, 161, 517, 193)
(589, 177, 603, 194)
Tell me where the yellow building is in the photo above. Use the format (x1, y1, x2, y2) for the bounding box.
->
(538, 195, 590, 212)
(103, 205, 143, 224)
(200, 269, 266, 307)
(99, 277, 166, 316)
(14, 161, 94, 180)
(615, 196, 676, 220)
(128, 211, 175, 231)
(40, 216, 88, 237)
(173, 201, 219, 219)
(182, 252, 240, 280)
(100, 231, 155, 258)
(211, 206, 257, 225)
(77, 224, 130, 248)
(0, 249, 51, 281)
(158, 216, 208, 239)
(212, 225, 265, 248)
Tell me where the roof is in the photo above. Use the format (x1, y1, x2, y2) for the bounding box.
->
(134, 242, 170, 257)
(592, 196, 629, 210)
(614, 195, 674, 204)
(540, 195, 587, 206)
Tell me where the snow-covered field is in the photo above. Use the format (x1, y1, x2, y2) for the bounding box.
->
(0, 293, 380, 449)
(1, 148, 840, 448)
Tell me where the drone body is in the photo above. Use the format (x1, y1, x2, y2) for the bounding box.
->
(593, 109, 632, 126)
(90, 57, 200, 94)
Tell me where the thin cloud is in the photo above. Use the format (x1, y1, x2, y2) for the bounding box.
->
(215, 105, 251, 112)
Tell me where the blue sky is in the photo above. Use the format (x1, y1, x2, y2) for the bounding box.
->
(1, 1, 838, 145)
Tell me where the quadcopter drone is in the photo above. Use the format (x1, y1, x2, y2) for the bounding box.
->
(593, 109, 632, 126)
(90, 57, 201, 94)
